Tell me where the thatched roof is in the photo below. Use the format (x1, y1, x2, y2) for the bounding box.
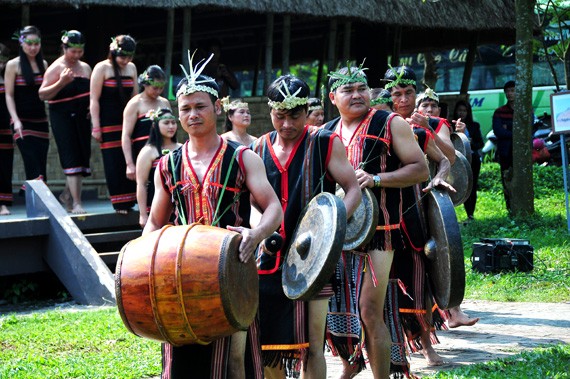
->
(1, 0, 515, 31)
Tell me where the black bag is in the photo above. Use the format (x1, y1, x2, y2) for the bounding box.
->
(471, 238, 533, 273)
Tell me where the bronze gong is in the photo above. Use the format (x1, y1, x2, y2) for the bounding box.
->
(451, 132, 472, 164)
(335, 185, 379, 251)
(282, 192, 347, 301)
(424, 189, 465, 310)
(447, 150, 473, 206)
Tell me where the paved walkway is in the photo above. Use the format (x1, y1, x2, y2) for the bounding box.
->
(325, 300, 570, 378)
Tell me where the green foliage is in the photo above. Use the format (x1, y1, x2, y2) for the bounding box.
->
(2, 280, 39, 305)
(426, 344, 570, 378)
(0, 307, 161, 379)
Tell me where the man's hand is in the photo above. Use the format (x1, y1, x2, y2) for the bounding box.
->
(226, 225, 260, 263)
(355, 168, 374, 189)
(423, 177, 456, 193)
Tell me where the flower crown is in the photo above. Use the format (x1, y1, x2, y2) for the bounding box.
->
(416, 87, 439, 104)
(384, 65, 416, 90)
(146, 109, 175, 122)
(221, 96, 249, 112)
(308, 104, 323, 112)
(176, 50, 218, 99)
(109, 36, 134, 56)
(267, 81, 308, 110)
(328, 60, 368, 92)
(61, 31, 84, 49)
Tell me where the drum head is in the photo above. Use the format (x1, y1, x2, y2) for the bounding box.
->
(451, 132, 472, 164)
(336, 186, 378, 251)
(282, 192, 346, 301)
(424, 189, 465, 309)
(447, 151, 473, 206)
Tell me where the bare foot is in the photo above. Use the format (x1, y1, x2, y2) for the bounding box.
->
(0, 205, 11, 216)
(116, 209, 129, 215)
(71, 203, 86, 215)
(448, 307, 480, 328)
(59, 191, 72, 212)
(421, 346, 445, 366)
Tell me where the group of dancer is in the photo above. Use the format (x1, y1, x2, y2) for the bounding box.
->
(138, 47, 481, 379)
(0, 26, 176, 219)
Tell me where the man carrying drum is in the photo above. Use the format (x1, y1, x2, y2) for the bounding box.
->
(323, 63, 429, 378)
(251, 75, 361, 378)
(144, 52, 283, 379)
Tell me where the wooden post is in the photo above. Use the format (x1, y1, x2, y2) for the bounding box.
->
(282, 15, 291, 75)
(326, 19, 338, 120)
(164, 9, 175, 98)
(264, 13, 274, 93)
(460, 32, 479, 94)
(21, 5, 30, 26)
(342, 21, 351, 62)
(182, 8, 192, 69)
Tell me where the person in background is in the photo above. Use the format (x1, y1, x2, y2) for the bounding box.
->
(306, 97, 325, 126)
(492, 80, 516, 213)
(220, 97, 256, 146)
(0, 43, 13, 215)
(39, 30, 92, 214)
(90, 35, 138, 214)
(453, 99, 484, 222)
(122, 65, 170, 184)
(370, 87, 393, 111)
(135, 108, 180, 228)
(4, 25, 49, 195)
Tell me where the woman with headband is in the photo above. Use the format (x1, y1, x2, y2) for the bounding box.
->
(220, 97, 256, 145)
(90, 35, 138, 214)
(4, 25, 49, 195)
(306, 97, 325, 126)
(122, 65, 170, 189)
(39, 30, 92, 214)
(135, 108, 180, 228)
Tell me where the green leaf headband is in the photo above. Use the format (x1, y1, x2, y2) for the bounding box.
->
(146, 109, 176, 122)
(61, 31, 84, 49)
(109, 37, 134, 56)
(384, 65, 416, 90)
(370, 97, 392, 106)
(13, 32, 40, 45)
(221, 96, 248, 112)
(328, 59, 368, 92)
(308, 105, 323, 112)
(267, 81, 308, 110)
(140, 70, 165, 88)
(176, 50, 219, 99)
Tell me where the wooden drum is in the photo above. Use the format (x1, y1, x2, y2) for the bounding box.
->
(115, 224, 259, 346)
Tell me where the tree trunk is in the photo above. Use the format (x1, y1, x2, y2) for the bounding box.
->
(511, 0, 536, 217)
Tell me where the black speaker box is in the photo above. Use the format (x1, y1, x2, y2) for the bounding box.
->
(471, 238, 534, 273)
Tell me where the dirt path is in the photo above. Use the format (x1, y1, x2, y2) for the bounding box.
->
(325, 299, 570, 378)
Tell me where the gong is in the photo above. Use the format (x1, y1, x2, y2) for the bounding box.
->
(282, 192, 347, 301)
(446, 150, 473, 206)
(451, 132, 473, 164)
(424, 189, 465, 310)
(335, 185, 379, 251)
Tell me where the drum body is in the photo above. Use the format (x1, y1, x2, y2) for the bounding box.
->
(116, 224, 258, 346)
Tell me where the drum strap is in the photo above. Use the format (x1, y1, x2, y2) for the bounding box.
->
(212, 148, 240, 226)
(169, 153, 188, 225)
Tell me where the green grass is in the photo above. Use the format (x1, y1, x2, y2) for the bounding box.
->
(425, 344, 570, 379)
(0, 307, 161, 379)
(455, 163, 570, 303)
(0, 162, 568, 378)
